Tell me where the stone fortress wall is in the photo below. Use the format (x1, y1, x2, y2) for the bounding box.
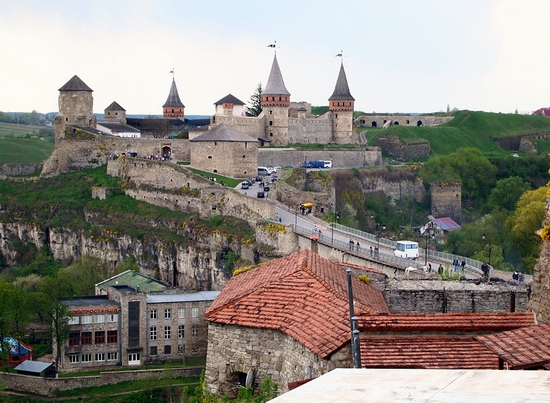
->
(357, 114, 453, 128)
(258, 147, 383, 169)
(107, 159, 276, 227)
(375, 134, 430, 160)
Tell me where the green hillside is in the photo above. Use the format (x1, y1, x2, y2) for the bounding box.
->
(363, 110, 550, 157)
(0, 137, 55, 164)
(0, 122, 55, 164)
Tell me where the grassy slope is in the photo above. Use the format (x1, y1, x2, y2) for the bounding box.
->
(362, 110, 550, 157)
(0, 122, 55, 164)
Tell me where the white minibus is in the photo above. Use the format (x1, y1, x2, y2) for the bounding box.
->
(394, 241, 419, 259)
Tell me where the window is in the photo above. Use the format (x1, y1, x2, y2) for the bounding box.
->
(192, 324, 198, 338)
(107, 330, 118, 343)
(68, 316, 79, 325)
(164, 345, 171, 354)
(94, 314, 105, 323)
(69, 331, 80, 346)
(150, 326, 157, 340)
(95, 353, 105, 361)
(95, 331, 105, 344)
(150, 309, 157, 319)
(178, 308, 185, 319)
(178, 345, 184, 353)
(81, 315, 92, 324)
(81, 354, 92, 363)
(269, 121, 273, 126)
(178, 324, 185, 339)
(68, 354, 79, 363)
(164, 326, 171, 340)
(150, 346, 157, 355)
(192, 308, 199, 318)
(164, 309, 171, 319)
(81, 332, 92, 345)
(107, 352, 118, 361)
(106, 313, 118, 322)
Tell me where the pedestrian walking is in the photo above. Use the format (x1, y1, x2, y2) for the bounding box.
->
(349, 239, 354, 250)
(370, 246, 373, 256)
(356, 241, 360, 251)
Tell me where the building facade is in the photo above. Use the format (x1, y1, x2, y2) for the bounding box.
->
(56, 271, 219, 372)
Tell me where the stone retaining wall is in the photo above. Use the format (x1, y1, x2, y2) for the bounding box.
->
(0, 367, 202, 397)
(0, 163, 40, 176)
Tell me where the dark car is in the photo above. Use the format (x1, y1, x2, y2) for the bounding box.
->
(264, 185, 270, 192)
(257, 191, 265, 198)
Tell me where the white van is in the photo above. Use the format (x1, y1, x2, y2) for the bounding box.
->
(323, 160, 332, 168)
(258, 167, 270, 176)
(394, 241, 419, 259)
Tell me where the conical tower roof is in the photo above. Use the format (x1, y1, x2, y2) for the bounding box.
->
(262, 54, 290, 96)
(328, 63, 354, 101)
(163, 78, 185, 108)
(105, 101, 125, 111)
(59, 75, 93, 92)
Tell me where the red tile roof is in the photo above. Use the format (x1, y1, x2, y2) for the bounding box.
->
(358, 312, 535, 332)
(205, 249, 389, 358)
(360, 336, 499, 369)
(477, 323, 550, 369)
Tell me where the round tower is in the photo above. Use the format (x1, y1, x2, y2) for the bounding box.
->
(163, 78, 185, 118)
(55, 75, 96, 142)
(329, 62, 355, 144)
(261, 54, 290, 146)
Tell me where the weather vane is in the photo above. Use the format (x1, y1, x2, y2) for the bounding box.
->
(267, 41, 277, 53)
(336, 51, 344, 63)
(169, 68, 175, 78)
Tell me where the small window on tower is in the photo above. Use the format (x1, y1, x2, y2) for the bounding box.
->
(269, 121, 273, 126)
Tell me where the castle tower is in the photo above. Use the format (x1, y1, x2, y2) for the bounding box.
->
(55, 75, 96, 142)
(104, 101, 127, 124)
(261, 54, 290, 145)
(163, 78, 185, 119)
(329, 62, 355, 144)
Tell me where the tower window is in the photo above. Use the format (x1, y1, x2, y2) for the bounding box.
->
(269, 110, 272, 115)
(269, 121, 273, 126)
(335, 114, 338, 118)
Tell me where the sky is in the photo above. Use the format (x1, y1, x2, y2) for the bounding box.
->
(2, 0, 550, 116)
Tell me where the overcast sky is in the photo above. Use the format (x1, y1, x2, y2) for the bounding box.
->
(2, 0, 550, 116)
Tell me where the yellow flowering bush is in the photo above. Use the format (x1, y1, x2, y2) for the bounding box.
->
(358, 274, 371, 284)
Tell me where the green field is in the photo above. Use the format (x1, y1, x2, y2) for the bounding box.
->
(0, 137, 54, 164)
(0, 122, 55, 164)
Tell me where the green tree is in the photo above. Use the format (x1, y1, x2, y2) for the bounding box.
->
(37, 273, 73, 371)
(245, 83, 263, 117)
(61, 255, 113, 296)
(422, 148, 497, 209)
(508, 186, 547, 272)
(487, 176, 531, 212)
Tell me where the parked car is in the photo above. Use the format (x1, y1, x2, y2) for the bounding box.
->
(257, 191, 265, 198)
(241, 181, 250, 189)
(264, 185, 270, 192)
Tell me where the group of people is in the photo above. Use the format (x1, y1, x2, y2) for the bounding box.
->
(452, 258, 466, 272)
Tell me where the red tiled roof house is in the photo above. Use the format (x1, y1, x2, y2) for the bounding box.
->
(204, 249, 389, 396)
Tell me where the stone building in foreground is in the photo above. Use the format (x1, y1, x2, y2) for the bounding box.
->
(204, 249, 536, 397)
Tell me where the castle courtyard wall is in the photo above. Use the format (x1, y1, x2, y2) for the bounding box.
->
(258, 147, 383, 169)
(191, 140, 258, 179)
